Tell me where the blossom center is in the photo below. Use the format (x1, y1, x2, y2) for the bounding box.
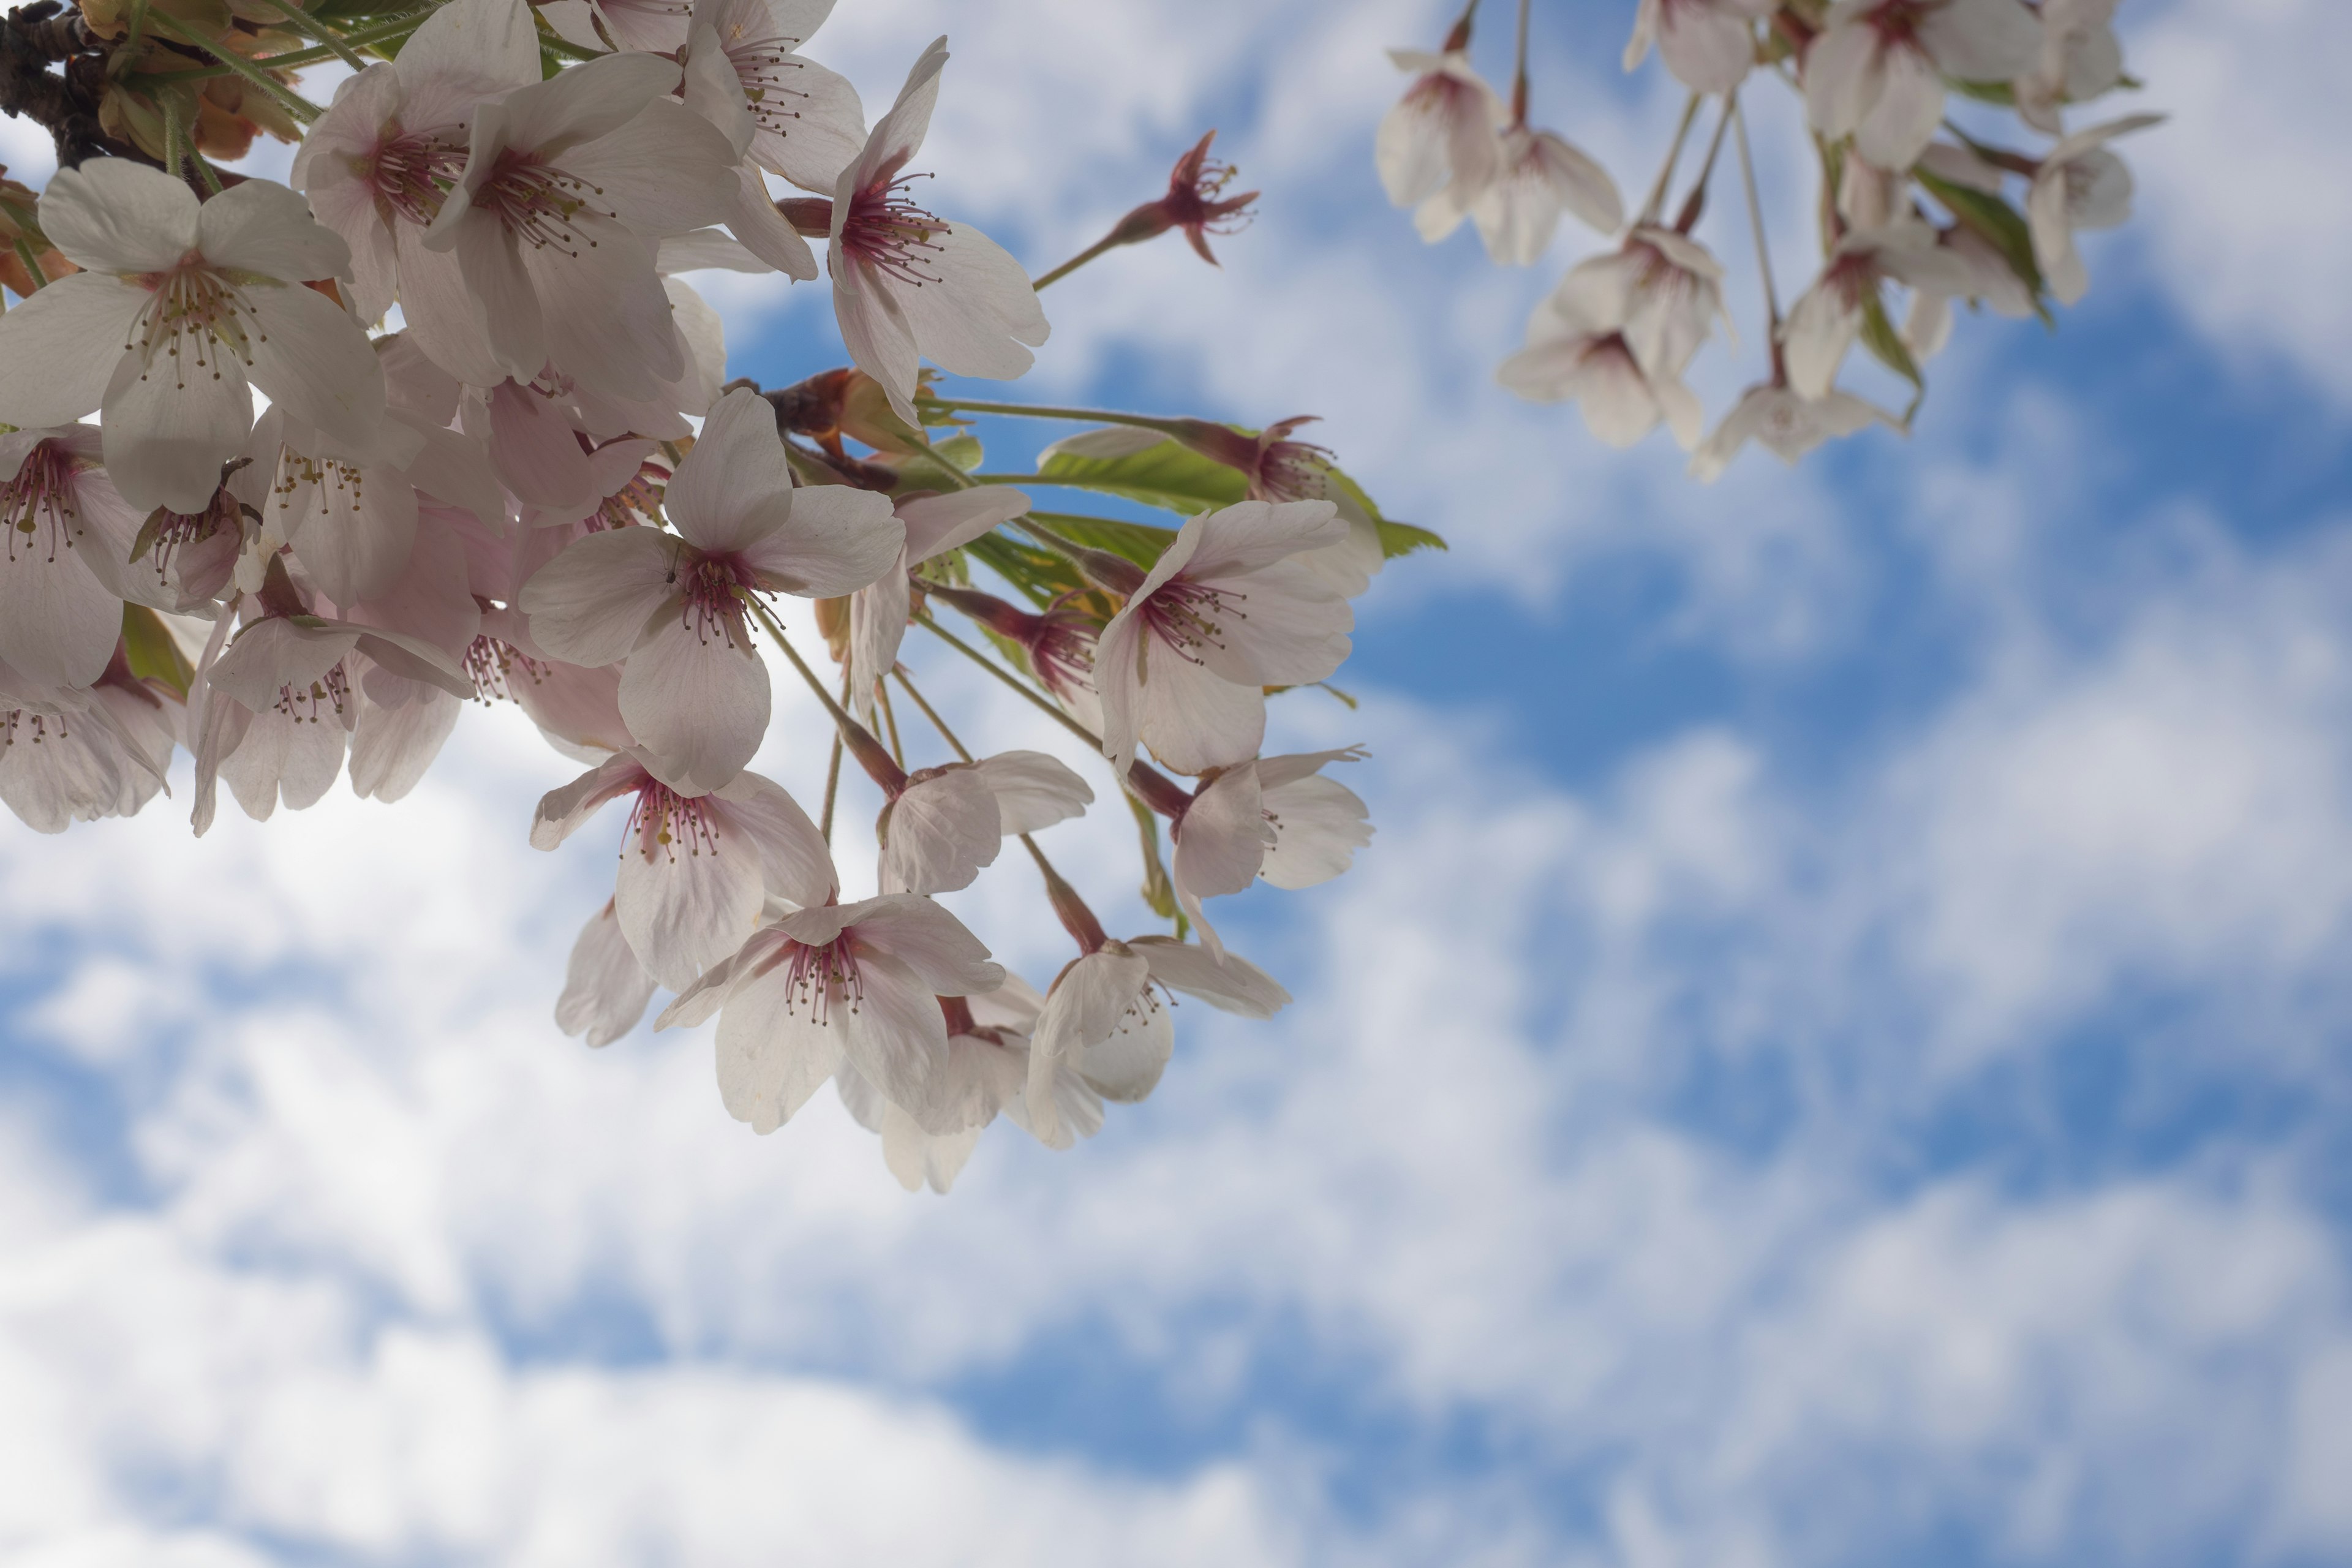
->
(129, 260, 260, 390)
(2, 440, 85, 567)
(625, 778, 722, 863)
(143, 485, 241, 582)
(366, 127, 467, 228)
(842, 173, 948, 287)
(480, 153, 615, 258)
(276, 664, 350, 723)
(1142, 577, 1245, 666)
(731, 37, 816, 140)
(782, 931, 864, 1026)
(464, 635, 549, 704)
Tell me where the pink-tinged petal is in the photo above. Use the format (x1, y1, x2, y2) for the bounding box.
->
(379, 331, 460, 425)
(1804, 17, 1882, 140)
(195, 179, 352, 282)
(484, 379, 595, 511)
(0, 535, 123, 691)
(514, 656, 635, 753)
(0, 275, 142, 429)
(1183, 498, 1345, 580)
(348, 506, 478, 654)
(850, 36, 946, 194)
(348, 684, 459, 801)
(527, 222, 684, 402)
(1135, 647, 1264, 776)
(219, 703, 350, 819)
(1257, 774, 1373, 889)
(618, 617, 770, 793)
(751, 55, 864, 194)
(38, 160, 197, 274)
(662, 386, 794, 551)
(1659, 2, 1759, 92)
(974, 750, 1091, 835)
(711, 769, 835, 907)
(1196, 559, 1351, 688)
(737, 483, 901, 597)
(893, 219, 1050, 380)
(100, 350, 255, 516)
(1131, 935, 1290, 1017)
(244, 282, 391, 462)
(207, 619, 361, 712)
(1024, 948, 1148, 1139)
(614, 789, 767, 988)
(393, 0, 543, 99)
(555, 898, 655, 1048)
(1093, 607, 1145, 773)
(848, 892, 1001, 994)
(445, 213, 546, 382)
(829, 261, 921, 421)
(275, 452, 420, 607)
(492, 50, 681, 159)
(1918, 0, 2041, 81)
(879, 767, 1001, 895)
(530, 751, 645, 849)
(564, 98, 739, 235)
(714, 960, 845, 1133)
(899, 486, 1030, 564)
(1781, 279, 1863, 400)
(683, 19, 755, 154)
(1075, 985, 1174, 1104)
(521, 527, 682, 666)
(724, 164, 820, 280)
(1172, 763, 1272, 900)
(1853, 41, 1945, 170)
(400, 421, 507, 532)
(847, 560, 909, 719)
(836, 948, 952, 1117)
(393, 223, 503, 387)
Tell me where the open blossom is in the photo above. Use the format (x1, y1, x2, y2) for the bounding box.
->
(1498, 275, 1704, 450)
(837, 978, 1043, 1191)
(1624, 0, 1777, 94)
(424, 51, 737, 401)
(826, 37, 1050, 424)
(1781, 220, 1977, 398)
(1143, 748, 1373, 955)
(878, 750, 1094, 897)
(0, 161, 386, 514)
(521, 388, 901, 793)
(290, 0, 541, 369)
(2014, 0, 2124, 134)
(0, 656, 175, 834)
(1564, 225, 1729, 383)
(1691, 380, 1893, 481)
(1094, 499, 1353, 777)
(1904, 222, 2035, 361)
(848, 484, 1031, 718)
(657, 894, 1004, 1134)
(687, 0, 865, 191)
(2029, 114, 2160, 307)
(532, 750, 835, 989)
(1376, 48, 1504, 211)
(1417, 124, 1623, 266)
(1, 426, 140, 691)
(1805, 0, 2043, 171)
(1023, 935, 1289, 1144)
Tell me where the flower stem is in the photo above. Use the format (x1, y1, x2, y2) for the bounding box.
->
(913, 610, 1105, 753)
(914, 397, 1185, 432)
(161, 92, 187, 187)
(1029, 233, 1122, 292)
(1733, 97, 1782, 342)
(145, 12, 322, 123)
(113, 0, 151, 77)
(752, 600, 905, 792)
(1673, 92, 1737, 234)
(1509, 0, 1531, 126)
(12, 236, 48, 290)
(873, 674, 907, 768)
(249, 0, 367, 69)
(893, 668, 974, 763)
(1638, 92, 1702, 226)
(819, 667, 846, 844)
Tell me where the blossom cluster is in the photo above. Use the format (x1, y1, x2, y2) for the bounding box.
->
(1380, 0, 2158, 477)
(0, 0, 1427, 1190)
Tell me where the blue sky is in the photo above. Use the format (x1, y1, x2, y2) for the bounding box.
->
(5, 0, 2352, 1562)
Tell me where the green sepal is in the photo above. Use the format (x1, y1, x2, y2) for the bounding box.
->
(1915, 167, 2056, 327)
(932, 432, 983, 472)
(121, 604, 194, 699)
(1858, 291, 1925, 425)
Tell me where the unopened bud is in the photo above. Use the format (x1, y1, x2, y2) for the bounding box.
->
(813, 595, 851, 662)
(775, 197, 832, 236)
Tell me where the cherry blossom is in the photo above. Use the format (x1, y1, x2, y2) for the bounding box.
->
(1420, 124, 1623, 265)
(657, 893, 1004, 1134)
(1780, 220, 1977, 399)
(1691, 380, 1893, 481)
(1623, 0, 1777, 94)
(878, 750, 1093, 897)
(1498, 278, 1705, 451)
(0, 661, 174, 833)
(521, 388, 900, 792)
(2014, 0, 2124, 134)
(1376, 48, 1504, 211)
(687, 0, 864, 192)
(556, 898, 658, 1049)
(1093, 499, 1354, 776)
(825, 38, 1050, 423)
(1, 425, 140, 691)
(2029, 114, 2162, 307)
(1805, 0, 2043, 172)
(836, 978, 1044, 1193)
(1145, 747, 1373, 955)
(0, 160, 387, 514)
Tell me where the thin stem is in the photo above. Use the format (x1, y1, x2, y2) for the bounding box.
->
(115, 0, 151, 75)
(914, 611, 1106, 753)
(250, 0, 367, 69)
(1673, 92, 1736, 234)
(894, 668, 974, 763)
(1639, 92, 1703, 226)
(1510, 0, 1531, 125)
(12, 236, 48, 290)
(161, 93, 187, 189)
(1441, 0, 1480, 53)
(874, 676, 907, 768)
(752, 601, 859, 732)
(146, 12, 323, 123)
(1030, 233, 1122, 292)
(190, 147, 225, 196)
(1733, 98, 1781, 339)
(915, 397, 1185, 432)
(819, 667, 847, 843)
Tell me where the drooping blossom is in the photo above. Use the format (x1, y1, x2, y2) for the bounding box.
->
(521, 388, 901, 793)
(1092, 499, 1354, 776)
(0, 653, 175, 834)
(2013, 0, 2124, 134)
(2029, 114, 2161, 307)
(289, 0, 543, 376)
(1, 425, 140, 691)
(1624, 0, 1777, 94)
(1690, 380, 1893, 481)
(1561, 225, 1730, 383)
(1497, 276, 1705, 450)
(1137, 748, 1374, 955)
(531, 749, 836, 989)
(1376, 47, 1504, 211)
(1023, 935, 1289, 1144)
(1417, 124, 1623, 266)
(848, 484, 1031, 717)
(657, 894, 1005, 1134)
(1780, 220, 1977, 399)
(1903, 222, 2035, 361)
(556, 898, 658, 1048)
(919, 581, 1103, 734)
(835, 978, 1044, 1192)
(1072, 130, 1259, 270)
(878, 750, 1093, 897)
(1804, 0, 2043, 171)
(822, 38, 1050, 424)
(423, 51, 737, 401)
(0, 161, 388, 513)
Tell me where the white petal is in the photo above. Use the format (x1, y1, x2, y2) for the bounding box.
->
(711, 769, 837, 908)
(715, 960, 845, 1133)
(737, 483, 903, 597)
(521, 527, 682, 667)
(880, 768, 1002, 895)
(614, 786, 768, 988)
(1172, 763, 1272, 901)
(556, 899, 657, 1047)
(848, 892, 1002, 995)
(196, 179, 352, 282)
(619, 617, 771, 793)
(0, 276, 143, 430)
(244, 281, 391, 462)
(663, 386, 796, 552)
(38, 159, 197, 274)
(1131, 935, 1291, 1017)
(974, 749, 1092, 835)
(347, 684, 459, 800)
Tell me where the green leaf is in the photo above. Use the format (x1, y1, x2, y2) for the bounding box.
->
(1915, 167, 2054, 326)
(1026, 511, 1176, 569)
(1374, 519, 1447, 559)
(932, 433, 983, 472)
(1945, 77, 2018, 107)
(1038, 440, 1246, 515)
(965, 532, 1083, 608)
(1858, 292, 1926, 425)
(120, 604, 193, 699)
